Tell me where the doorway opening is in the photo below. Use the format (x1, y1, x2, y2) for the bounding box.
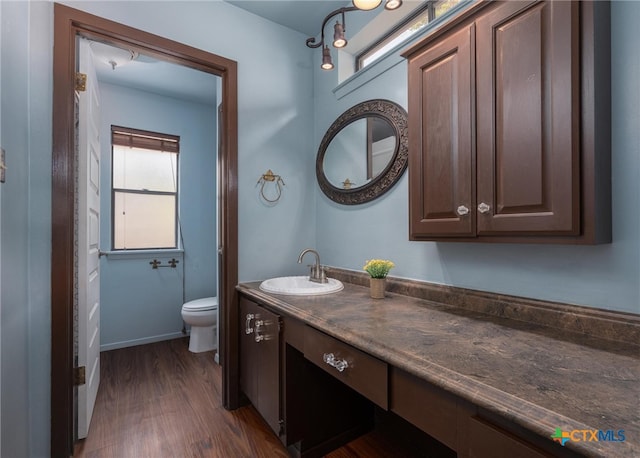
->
(52, 4, 238, 457)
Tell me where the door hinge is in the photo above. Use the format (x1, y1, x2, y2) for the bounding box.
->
(74, 366, 86, 386)
(278, 419, 285, 437)
(75, 72, 87, 92)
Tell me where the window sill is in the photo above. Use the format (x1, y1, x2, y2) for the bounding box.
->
(102, 249, 184, 261)
(333, 51, 405, 100)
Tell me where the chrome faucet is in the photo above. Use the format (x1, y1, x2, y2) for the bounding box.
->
(297, 248, 327, 284)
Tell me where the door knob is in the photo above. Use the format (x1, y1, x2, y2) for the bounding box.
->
(456, 205, 470, 216)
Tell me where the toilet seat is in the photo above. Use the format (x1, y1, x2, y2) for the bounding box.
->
(182, 297, 218, 312)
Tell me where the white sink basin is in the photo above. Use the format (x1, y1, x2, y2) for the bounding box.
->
(259, 276, 344, 296)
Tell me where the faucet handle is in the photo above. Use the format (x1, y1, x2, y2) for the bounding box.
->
(308, 264, 317, 279)
(318, 265, 328, 283)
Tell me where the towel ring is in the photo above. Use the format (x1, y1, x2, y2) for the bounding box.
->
(257, 169, 285, 203)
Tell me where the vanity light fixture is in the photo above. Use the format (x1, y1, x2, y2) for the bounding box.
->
(322, 46, 335, 70)
(306, 0, 402, 70)
(333, 17, 347, 48)
(352, 0, 382, 11)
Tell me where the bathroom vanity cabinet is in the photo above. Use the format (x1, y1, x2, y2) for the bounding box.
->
(236, 279, 639, 458)
(403, 0, 611, 244)
(239, 297, 376, 457)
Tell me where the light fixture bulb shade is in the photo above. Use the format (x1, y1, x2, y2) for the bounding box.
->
(321, 45, 334, 70)
(384, 0, 402, 10)
(352, 0, 382, 11)
(333, 21, 347, 48)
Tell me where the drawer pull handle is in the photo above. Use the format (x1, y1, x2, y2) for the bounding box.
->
(323, 353, 349, 372)
(245, 313, 255, 334)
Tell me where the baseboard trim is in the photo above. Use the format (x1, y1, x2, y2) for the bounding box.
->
(100, 332, 187, 352)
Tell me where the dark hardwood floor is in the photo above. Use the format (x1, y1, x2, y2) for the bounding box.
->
(74, 338, 420, 458)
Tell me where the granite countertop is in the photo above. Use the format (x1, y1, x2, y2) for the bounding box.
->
(237, 280, 640, 458)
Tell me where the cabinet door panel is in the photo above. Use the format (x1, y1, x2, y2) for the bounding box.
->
(239, 298, 281, 436)
(476, 1, 580, 235)
(408, 25, 474, 237)
(256, 306, 281, 435)
(239, 298, 258, 406)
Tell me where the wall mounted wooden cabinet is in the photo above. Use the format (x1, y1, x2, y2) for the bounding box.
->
(404, 1, 611, 244)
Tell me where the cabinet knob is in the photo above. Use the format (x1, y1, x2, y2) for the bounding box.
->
(478, 202, 491, 214)
(456, 205, 470, 216)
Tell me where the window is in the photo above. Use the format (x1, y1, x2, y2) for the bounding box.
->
(111, 126, 179, 250)
(357, 0, 465, 71)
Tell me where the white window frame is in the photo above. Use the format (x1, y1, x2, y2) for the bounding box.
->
(110, 125, 180, 251)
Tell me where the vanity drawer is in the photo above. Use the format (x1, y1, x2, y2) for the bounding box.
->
(467, 416, 551, 458)
(390, 367, 459, 451)
(303, 326, 388, 409)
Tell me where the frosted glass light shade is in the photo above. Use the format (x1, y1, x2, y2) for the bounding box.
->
(385, 0, 402, 10)
(352, 0, 382, 11)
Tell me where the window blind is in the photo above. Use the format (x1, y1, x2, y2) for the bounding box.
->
(111, 125, 180, 153)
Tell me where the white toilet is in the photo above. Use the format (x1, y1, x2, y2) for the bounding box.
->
(181, 297, 218, 353)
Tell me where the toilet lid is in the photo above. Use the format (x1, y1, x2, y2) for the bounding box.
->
(183, 297, 218, 311)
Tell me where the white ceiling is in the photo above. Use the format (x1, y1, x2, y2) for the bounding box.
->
(88, 1, 415, 104)
(225, 0, 352, 37)
(88, 1, 352, 105)
(90, 40, 219, 106)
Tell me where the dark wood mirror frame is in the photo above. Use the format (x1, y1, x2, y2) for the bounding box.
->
(316, 99, 408, 205)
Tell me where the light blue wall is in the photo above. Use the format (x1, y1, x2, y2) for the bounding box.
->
(0, 0, 3, 449)
(1, 1, 638, 456)
(0, 2, 52, 456)
(63, 0, 317, 282)
(314, 2, 640, 315)
(0, 1, 315, 455)
(98, 82, 217, 349)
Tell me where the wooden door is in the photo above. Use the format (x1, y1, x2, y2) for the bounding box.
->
(77, 37, 102, 439)
(408, 24, 474, 238)
(476, 1, 580, 235)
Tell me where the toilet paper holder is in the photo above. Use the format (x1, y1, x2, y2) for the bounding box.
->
(150, 258, 180, 269)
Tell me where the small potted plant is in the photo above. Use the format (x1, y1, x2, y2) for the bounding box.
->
(363, 259, 395, 299)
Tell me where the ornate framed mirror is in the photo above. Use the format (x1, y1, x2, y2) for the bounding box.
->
(316, 99, 408, 205)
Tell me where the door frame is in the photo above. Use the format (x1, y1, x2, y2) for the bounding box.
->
(52, 4, 239, 456)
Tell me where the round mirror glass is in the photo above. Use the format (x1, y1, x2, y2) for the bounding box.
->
(316, 99, 408, 205)
(322, 117, 397, 190)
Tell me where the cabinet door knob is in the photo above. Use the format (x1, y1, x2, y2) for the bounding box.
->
(456, 205, 470, 216)
(478, 202, 491, 214)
